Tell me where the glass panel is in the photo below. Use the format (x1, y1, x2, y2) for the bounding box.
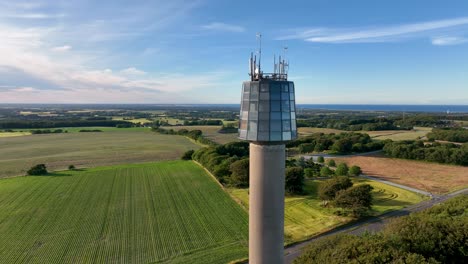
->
(258, 120, 269, 131)
(260, 92, 270, 100)
(289, 91, 295, 101)
(290, 111, 296, 120)
(282, 120, 291, 131)
(291, 130, 297, 139)
(258, 100, 270, 112)
(243, 83, 250, 93)
(270, 82, 280, 93)
(290, 101, 295, 112)
(282, 83, 289, 92)
(259, 112, 269, 120)
(271, 120, 281, 131)
(240, 120, 248, 130)
(281, 100, 290, 112)
(239, 130, 247, 138)
(289, 82, 294, 93)
(282, 112, 290, 120)
(283, 132, 291, 141)
(271, 92, 281, 100)
(249, 111, 258, 120)
(270, 112, 281, 120)
(249, 102, 258, 112)
(241, 101, 249, 111)
(250, 83, 259, 93)
(247, 132, 257, 141)
(281, 92, 289, 100)
(258, 132, 269, 141)
(241, 111, 249, 120)
(291, 119, 296, 130)
(248, 120, 258, 132)
(270, 131, 282, 141)
(250, 92, 258, 101)
(260, 83, 269, 92)
(271, 100, 281, 111)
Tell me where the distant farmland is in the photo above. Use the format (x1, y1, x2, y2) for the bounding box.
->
(0, 161, 248, 263)
(0, 128, 200, 178)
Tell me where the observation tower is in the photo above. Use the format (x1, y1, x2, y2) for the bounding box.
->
(238, 35, 297, 264)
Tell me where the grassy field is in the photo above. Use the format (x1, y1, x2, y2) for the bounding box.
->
(0, 131, 31, 137)
(335, 154, 468, 194)
(298, 127, 431, 141)
(228, 178, 424, 244)
(0, 161, 248, 264)
(162, 126, 239, 144)
(0, 128, 200, 178)
(111, 117, 153, 124)
(365, 127, 432, 140)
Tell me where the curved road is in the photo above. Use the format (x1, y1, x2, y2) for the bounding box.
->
(284, 188, 468, 263)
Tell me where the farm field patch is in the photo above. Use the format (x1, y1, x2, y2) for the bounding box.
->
(0, 129, 200, 178)
(335, 154, 468, 194)
(227, 178, 424, 244)
(162, 125, 239, 144)
(0, 131, 31, 137)
(0, 161, 248, 264)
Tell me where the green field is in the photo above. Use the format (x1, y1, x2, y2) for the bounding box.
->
(0, 131, 31, 137)
(162, 126, 239, 144)
(0, 128, 200, 178)
(298, 127, 432, 141)
(0, 161, 248, 263)
(228, 178, 425, 243)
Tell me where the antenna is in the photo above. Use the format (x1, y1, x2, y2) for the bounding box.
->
(256, 32, 262, 76)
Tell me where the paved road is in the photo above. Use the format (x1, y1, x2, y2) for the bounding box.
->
(284, 188, 468, 263)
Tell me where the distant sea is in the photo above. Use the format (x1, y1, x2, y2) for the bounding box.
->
(295, 104, 468, 113)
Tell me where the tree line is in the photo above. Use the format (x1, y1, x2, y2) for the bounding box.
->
(295, 195, 468, 264)
(383, 140, 468, 166)
(0, 120, 134, 129)
(427, 128, 468, 143)
(287, 132, 384, 154)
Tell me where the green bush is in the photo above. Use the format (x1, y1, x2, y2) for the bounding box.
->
(285, 167, 304, 195)
(318, 176, 352, 201)
(68, 165, 76, 170)
(181, 150, 195, 160)
(327, 159, 336, 167)
(317, 156, 325, 163)
(349, 165, 362, 176)
(27, 164, 48, 175)
(319, 166, 334, 177)
(335, 163, 349, 176)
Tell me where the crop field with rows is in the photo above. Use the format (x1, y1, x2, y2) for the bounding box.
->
(0, 161, 248, 263)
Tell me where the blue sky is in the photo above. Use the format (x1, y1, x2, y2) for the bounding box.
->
(1, 0, 468, 104)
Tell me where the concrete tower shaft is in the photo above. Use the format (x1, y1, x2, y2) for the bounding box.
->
(249, 143, 285, 264)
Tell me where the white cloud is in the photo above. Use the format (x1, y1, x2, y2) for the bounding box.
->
(120, 67, 147, 76)
(12, 87, 38, 92)
(51, 45, 72, 52)
(431, 36, 468, 46)
(201, 22, 245, 33)
(279, 17, 468, 44)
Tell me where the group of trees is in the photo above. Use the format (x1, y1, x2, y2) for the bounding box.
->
(218, 123, 238, 134)
(182, 119, 223, 126)
(427, 128, 468, 143)
(0, 120, 134, 129)
(190, 142, 249, 185)
(318, 176, 373, 217)
(27, 164, 48, 175)
(286, 157, 362, 178)
(295, 195, 468, 263)
(383, 140, 468, 166)
(288, 132, 384, 154)
(152, 127, 218, 146)
(297, 117, 412, 131)
(30, 129, 66, 134)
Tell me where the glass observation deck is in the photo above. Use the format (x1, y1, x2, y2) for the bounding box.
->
(238, 79, 297, 142)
